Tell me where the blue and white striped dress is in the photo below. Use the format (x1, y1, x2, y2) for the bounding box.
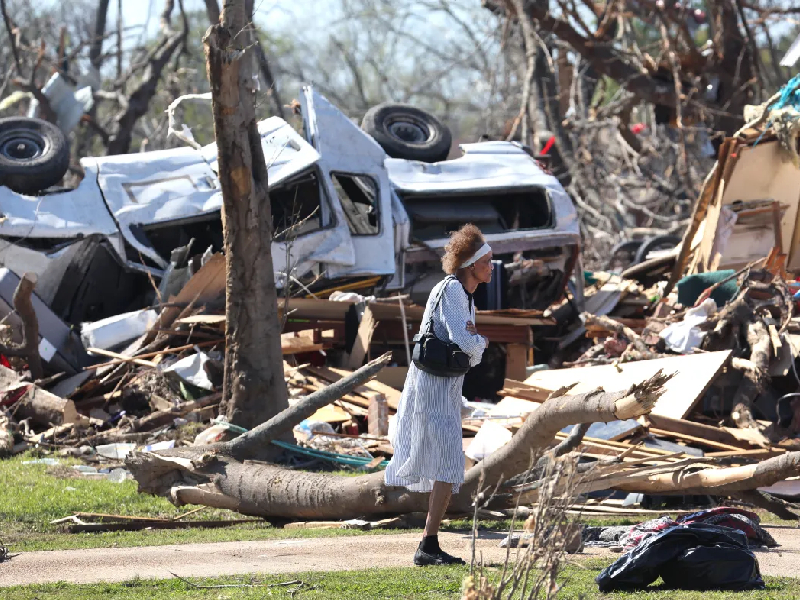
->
(385, 277, 487, 493)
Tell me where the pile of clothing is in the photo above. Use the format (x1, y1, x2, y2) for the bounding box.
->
(587, 508, 772, 592)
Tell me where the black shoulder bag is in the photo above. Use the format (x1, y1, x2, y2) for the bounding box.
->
(411, 276, 472, 377)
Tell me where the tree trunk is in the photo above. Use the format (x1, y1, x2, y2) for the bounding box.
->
(89, 0, 111, 70)
(203, 1, 289, 431)
(127, 371, 674, 519)
(730, 320, 770, 438)
(0, 273, 44, 380)
(0, 408, 12, 457)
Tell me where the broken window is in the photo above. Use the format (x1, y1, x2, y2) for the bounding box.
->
(331, 173, 380, 236)
(401, 188, 552, 241)
(271, 170, 328, 241)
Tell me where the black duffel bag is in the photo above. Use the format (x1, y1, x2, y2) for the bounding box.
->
(412, 276, 471, 378)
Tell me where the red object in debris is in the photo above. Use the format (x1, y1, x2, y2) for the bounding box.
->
(343, 422, 360, 436)
(0, 384, 31, 408)
(540, 136, 555, 155)
(631, 123, 646, 134)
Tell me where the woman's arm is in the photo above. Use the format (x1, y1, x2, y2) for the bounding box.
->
(439, 280, 486, 367)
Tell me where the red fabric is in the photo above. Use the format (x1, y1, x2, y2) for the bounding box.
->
(0, 384, 31, 408)
(540, 136, 555, 155)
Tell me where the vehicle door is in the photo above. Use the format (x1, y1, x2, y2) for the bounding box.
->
(299, 87, 395, 278)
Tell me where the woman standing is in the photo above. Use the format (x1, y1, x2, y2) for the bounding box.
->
(385, 223, 493, 566)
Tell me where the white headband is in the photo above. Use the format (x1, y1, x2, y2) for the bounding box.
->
(461, 243, 491, 268)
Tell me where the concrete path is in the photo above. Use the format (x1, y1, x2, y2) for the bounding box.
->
(1, 526, 798, 587)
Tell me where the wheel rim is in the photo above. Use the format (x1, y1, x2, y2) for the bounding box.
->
(386, 115, 433, 146)
(0, 130, 47, 162)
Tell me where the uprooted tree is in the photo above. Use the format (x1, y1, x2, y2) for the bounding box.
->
(125, 361, 800, 520)
(203, 0, 288, 429)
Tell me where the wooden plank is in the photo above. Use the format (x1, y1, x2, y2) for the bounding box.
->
(347, 307, 377, 369)
(155, 254, 226, 334)
(374, 366, 408, 390)
(323, 366, 402, 411)
(280, 334, 324, 355)
(643, 414, 755, 449)
(175, 314, 226, 326)
(525, 350, 732, 419)
(498, 378, 549, 402)
(367, 393, 389, 436)
(648, 428, 743, 452)
(505, 343, 529, 382)
(87, 348, 157, 368)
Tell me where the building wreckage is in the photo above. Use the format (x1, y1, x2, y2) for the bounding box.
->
(0, 86, 581, 327)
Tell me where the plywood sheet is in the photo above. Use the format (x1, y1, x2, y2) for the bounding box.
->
(719, 141, 800, 269)
(524, 351, 732, 419)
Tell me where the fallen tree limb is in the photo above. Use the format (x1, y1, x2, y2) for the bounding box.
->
(126, 370, 674, 519)
(0, 273, 43, 379)
(581, 313, 656, 359)
(0, 408, 12, 457)
(730, 320, 770, 443)
(225, 352, 392, 459)
(610, 451, 800, 495)
(732, 490, 799, 521)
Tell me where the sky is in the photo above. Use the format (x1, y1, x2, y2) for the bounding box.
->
(117, 0, 313, 40)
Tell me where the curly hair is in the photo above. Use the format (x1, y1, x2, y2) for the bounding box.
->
(441, 223, 485, 275)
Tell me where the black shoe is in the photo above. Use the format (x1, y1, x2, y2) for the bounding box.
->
(437, 549, 466, 565)
(413, 547, 466, 566)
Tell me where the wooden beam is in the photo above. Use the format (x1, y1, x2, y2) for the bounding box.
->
(347, 307, 376, 369)
(505, 343, 529, 381)
(643, 414, 756, 449)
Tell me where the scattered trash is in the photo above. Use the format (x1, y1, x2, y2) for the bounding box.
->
(22, 458, 60, 466)
(163, 351, 215, 391)
(95, 443, 136, 460)
(106, 468, 130, 483)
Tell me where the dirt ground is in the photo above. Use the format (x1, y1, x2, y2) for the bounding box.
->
(1, 526, 799, 587)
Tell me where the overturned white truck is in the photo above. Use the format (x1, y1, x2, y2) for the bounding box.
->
(0, 87, 580, 324)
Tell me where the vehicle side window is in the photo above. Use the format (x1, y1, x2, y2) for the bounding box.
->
(331, 173, 380, 236)
(271, 171, 327, 241)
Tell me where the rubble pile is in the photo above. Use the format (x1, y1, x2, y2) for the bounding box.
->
(0, 78, 799, 555)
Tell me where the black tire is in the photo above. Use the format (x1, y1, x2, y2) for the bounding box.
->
(633, 235, 681, 265)
(361, 103, 452, 163)
(0, 117, 70, 195)
(606, 240, 643, 271)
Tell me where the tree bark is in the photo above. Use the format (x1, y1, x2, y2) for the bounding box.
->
(127, 371, 674, 519)
(204, 0, 285, 120)
(0, 408, 12, 457)
(89, 0, 112, 70)
(13, 387, 71, 427)
(0, 273, 44, 380)
(731, 320, 770, 434)
(203, 1, 289, 431)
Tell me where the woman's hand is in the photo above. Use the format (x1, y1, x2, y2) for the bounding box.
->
(467, 321, 489, 347)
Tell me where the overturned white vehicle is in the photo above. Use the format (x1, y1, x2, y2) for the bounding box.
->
(0, 87, 580, 324)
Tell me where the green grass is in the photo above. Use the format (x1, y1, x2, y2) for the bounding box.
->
(3, 562, 799, 599)
(1, 451, 796, 557)
(0, 453, 409, 552)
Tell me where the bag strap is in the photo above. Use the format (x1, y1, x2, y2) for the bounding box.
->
(423, 275, 455, 335)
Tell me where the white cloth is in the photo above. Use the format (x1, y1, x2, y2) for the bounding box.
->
(461, 242, 491, 268)
(384, 277, 486, 493)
